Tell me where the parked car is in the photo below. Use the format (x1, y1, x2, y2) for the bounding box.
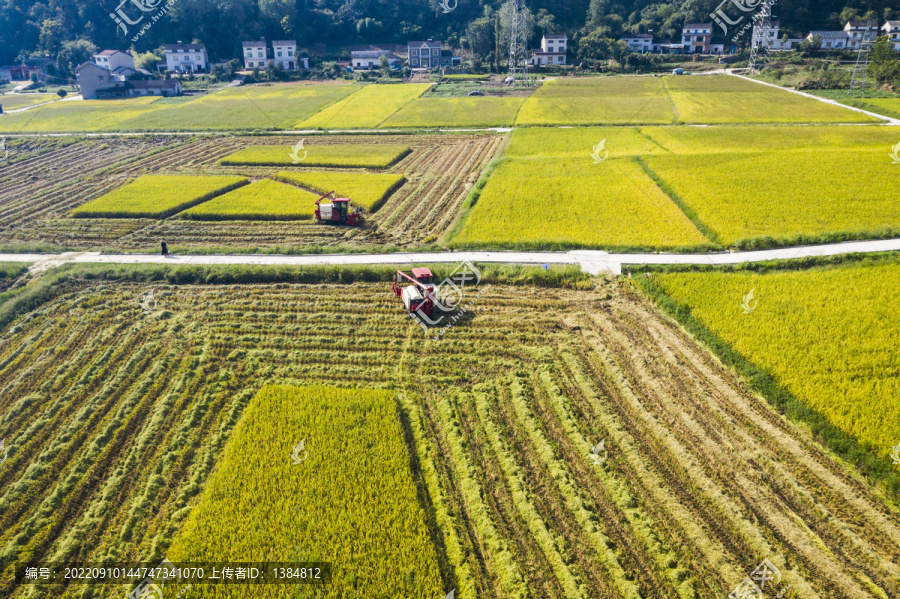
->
(672, 68, 684, 75)
(466, 90, 485, 96)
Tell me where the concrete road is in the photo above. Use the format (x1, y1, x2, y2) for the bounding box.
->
(6, 238, 900, 277)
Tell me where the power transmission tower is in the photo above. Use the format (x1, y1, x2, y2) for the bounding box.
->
(748, 5, 773, 73)
(507, 0, 528, 82)
(849, 20, 877, 95)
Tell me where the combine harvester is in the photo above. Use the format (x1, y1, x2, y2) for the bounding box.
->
(314, 191, 364, 226)
(391, 268, 436, 317)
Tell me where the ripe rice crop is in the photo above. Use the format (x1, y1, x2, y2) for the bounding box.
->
(505, 126, 666, 159)
(219, 144, 411, 168)
(665, 75, 876, 124)
(654, 261, 900, 457)
(453, 157, 709, 249)
(179, 179, 319, 220)
(0, 97, 164, 133)
(71, 174, 249, 218)
(640, 124, 900, 155)
(516, 77, 676, 126)
(168, 385, 443, 598)
(297, 83, 431, 129)
(642, 148, 900, 247)
(0, 274, 897, 599)
(380, 97, 525, 128)
(843, 97, 900, 120)
(276, 171, 406, 212)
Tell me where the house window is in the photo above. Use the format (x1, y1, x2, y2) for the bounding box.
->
(277, 52, 282, 57)
(288, 51, 293, 56)
(248, 62, 253, 67)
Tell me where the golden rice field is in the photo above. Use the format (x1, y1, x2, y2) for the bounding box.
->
(0, 269, 897, 599)
(515, 77, 676, 126)
(71, 174, 249, 218)
(179, 179, 318, 220)
(380, 97, 525, 128)
(0, 97, 163, 133)
(654, 259, 900, 458)
(297, 84, 431, 129)
(275, 171, 406, 212)
(219, 144, 411, 167)
(452, 157, 709, 250)
(642, 148, 900, 246)
(842, 97, 900, 120)
(168, 385, 444, 598)
(0, 94, 59, 110)
(664, 76, 877, 124)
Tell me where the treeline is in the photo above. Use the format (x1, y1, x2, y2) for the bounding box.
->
(1, 0, 896, 75)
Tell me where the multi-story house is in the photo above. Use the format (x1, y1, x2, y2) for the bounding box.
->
(844, 21, 880, 50)
(681, 24, 712, 53)
(530, 34, 568, 65)
(806, 31, 849, 50)
(407, 40, 442, 69)
(620, 33, 654, 54)
(164, 42, 208, 74)
(882, 21, 900, 50)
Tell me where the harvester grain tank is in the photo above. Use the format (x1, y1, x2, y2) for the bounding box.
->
(314, 191, 364, 226)
(392, 268, 437, 316)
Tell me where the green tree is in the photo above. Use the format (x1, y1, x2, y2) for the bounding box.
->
(56, 39, 97, 77)
(132, 50, 163, 71)
(871, 35, 900, 86)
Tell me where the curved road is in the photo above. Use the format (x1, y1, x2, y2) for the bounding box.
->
(8, 238, 900, 276)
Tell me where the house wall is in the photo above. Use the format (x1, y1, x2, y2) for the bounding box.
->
(166, 48, 208, 73)
(77, 64, 118, 99)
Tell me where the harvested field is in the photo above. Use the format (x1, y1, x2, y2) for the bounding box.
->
(0, 134, 503, 251)
(0, 271, 896, 599)
(219, 144, 411, 168)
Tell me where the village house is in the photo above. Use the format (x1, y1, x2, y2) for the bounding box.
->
(620, 33, 653, 54)
(844, 21, 880, 50)
(529, 35, 568, 65)
(407, 40, 442, 69)
(243, 39, 269, 69)
(806, 31, 849, 50)
(76, 59, 181, 99)
(243, 38, 307, 70)
(881, 21, 900, 51)
(681, 24, 712, 53)
(350, 50, 402, 70)
(93, 50, 134, 74)
(164, 42, 208, 74)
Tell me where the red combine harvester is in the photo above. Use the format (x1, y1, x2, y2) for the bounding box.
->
(392, 268, 436, 316)
(314, 191, 364, 226)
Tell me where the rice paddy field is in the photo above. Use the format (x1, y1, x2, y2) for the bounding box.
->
(71, 174, 249, 219)
(179, 179, 318, 220)
(0, 94, 59, 110)
(841, 97, 900, 120)
(297, 84, 431, 129)
(452, 157, 710, 250)
(274, 171, 406, 212)
(0, 266, 896, 599)
(651, 257, 900, 457)
(380, 97, 526, 128)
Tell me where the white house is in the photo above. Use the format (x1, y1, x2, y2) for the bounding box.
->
(350, 50, 402, 70)
(620, 33, 653, 53)
(242, 39, 269, 69)
(844, 21, 879, 50)
(93, 50, 134, 73)
(530, 34, 568, 65)
(408, 40, 442, 69)
(882, 21, 900, 50)
(164, 42, 208, 74)
(273, 40, 307, 69)
(681, 24, 712, 53)
(806, 31, 849, 50)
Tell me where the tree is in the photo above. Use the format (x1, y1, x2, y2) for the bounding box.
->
(56, 39, 97, 77)
(578, 29, 628, 62)
(378, 53, 390, 77)
(871, 35, 900, 86)
(133, 50, 163, 71)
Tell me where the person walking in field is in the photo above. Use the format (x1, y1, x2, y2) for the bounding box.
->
(161, 241, 168, 256)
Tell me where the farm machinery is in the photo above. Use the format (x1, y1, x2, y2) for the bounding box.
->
(314, 191, 364, 226)
(392, 268, 436, 317)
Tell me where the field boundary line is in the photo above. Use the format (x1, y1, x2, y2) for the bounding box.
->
(728, 72, 900, 126)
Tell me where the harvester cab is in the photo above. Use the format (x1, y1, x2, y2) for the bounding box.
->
(315, 191, 364, 226)
(392, 268, 437, 317)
